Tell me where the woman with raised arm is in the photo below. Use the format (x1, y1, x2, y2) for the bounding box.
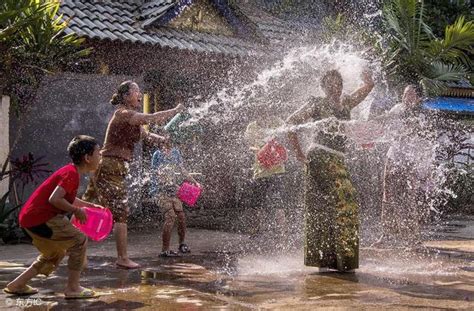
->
(286, 69, 374, 272)
(83, 81, 184, 269)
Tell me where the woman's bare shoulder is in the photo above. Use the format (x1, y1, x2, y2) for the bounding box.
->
(115, 108, 137, 118)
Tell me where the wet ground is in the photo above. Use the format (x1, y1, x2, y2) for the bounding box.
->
(0, 216, 473, 310)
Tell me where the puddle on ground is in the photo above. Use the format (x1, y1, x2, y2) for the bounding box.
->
(0, 246, 472, 310)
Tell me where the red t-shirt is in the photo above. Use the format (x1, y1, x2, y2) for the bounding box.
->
(19, 164, 79, 228)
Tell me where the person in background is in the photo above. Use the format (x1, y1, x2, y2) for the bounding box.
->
(374, 85, 435, 247)
(150, 134, 199, 257)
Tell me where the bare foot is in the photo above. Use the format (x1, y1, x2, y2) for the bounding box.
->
(64, 285, 85, 297)
(64, 286, 98, 299)
(115, 258, 140, 269)
(4, 284, 38, 295)
(5, 284, 22, 292)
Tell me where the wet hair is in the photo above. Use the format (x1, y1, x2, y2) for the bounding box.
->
(67, 135, 99, 165)
(321, 70, 343, 88)
(110, 81, 137, 106)
(404, 84, 422, 96)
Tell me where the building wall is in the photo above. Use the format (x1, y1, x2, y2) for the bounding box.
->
(9, 73, 141, 199)
(0, 96, 10, 195)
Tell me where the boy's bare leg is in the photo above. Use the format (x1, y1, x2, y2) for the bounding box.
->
(6, 266, 39, 292)
(64, 269, 83, 295)
(115, 223, 140, 268)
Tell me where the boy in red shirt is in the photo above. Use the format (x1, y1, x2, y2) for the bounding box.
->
(3, 135, 104, 299)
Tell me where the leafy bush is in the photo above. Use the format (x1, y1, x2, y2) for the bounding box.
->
(0, 0, 91, 111)
(443, 165, 474, 214)
(382, 0, 474, 93)
(424, 0, 473, 37)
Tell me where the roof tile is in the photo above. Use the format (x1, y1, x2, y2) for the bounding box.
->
(59, 0, 304, 56)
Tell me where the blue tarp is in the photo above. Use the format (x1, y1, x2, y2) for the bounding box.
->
(423, 97, 474, 115)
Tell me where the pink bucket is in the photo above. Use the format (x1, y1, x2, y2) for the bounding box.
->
(177, 182, 201, 207)
(71, 207, 113, 241)
(257, 139, 288, 169)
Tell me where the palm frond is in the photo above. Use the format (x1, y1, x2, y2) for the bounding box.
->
(426, 61, 468, 81)
(420, 78, 448, 97)
(428, 16, 474, 67)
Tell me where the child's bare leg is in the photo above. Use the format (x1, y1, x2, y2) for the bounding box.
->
(177, 211, 186, 244)
(64, 229, 89, 294)
(162, 210, 176, 252)
(174, 199, 186, 245)
(64, 269, 82, 295)
(6, 266, 39, 292)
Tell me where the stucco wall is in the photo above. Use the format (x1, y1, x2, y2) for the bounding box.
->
(0, 96, 9, 195)
(9, 73, 141, 199)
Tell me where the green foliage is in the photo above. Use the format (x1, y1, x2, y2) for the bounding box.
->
(0, 189, 23, 244)
(0, 0, 53, 40)
(429, 16, 474, 69)
(382, 0, 474, 94)
(423, 0, 473, 37)
(320, 13, 380, 49)
(0, 191, 21, 228)
(443, 165, 474, 214)
(321, 13, 346, 42)
(0, 0, 91, 110)
(3, 0, 90, 69)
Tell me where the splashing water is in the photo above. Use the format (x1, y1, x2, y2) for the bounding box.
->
(133, 42, 466, 269)
(188, 43, 374, 124)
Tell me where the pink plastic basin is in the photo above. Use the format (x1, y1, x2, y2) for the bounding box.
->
(177, 182, 201, 207)
(257, 139, 288, 169)
(71, 207, 113, 241)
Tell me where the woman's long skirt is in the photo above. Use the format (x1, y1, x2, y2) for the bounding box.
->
(304, 148, 359, 271)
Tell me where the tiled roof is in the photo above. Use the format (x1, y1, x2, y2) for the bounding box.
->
(60, 0, 269, 56)
(60, 0, 319, 56)
(138, 0, 176, 28)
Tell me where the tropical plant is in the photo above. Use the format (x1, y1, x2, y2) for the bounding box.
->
(320, 13, 380, 51)
(382, 0, 474, 93)
(0, 0, 52, 40)
(423, 0, 473, 37)
(0, 192, 22, 230)
(9, 153, 52, 194)
(0, 161, 22, 243)
(0, 153, 51, 243)
(0, 0, 91, 111)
